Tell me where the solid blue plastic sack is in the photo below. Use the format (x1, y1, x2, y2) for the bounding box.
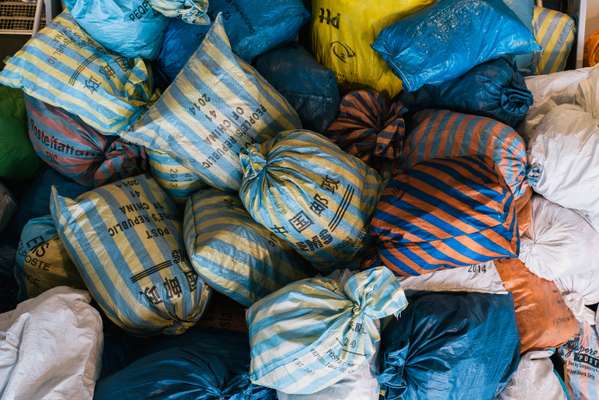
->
(503, 0, 536, 75)
(254, 44, 340, 132)
(400, 58, 533, 127)
(63, 0, 168, 59)
(208, 0, 309, 61)
(9, 169, 88, 239)
(157, 18, 210, 82)
(373, 0, 541, 92)
(95, 329, 276, 400)
(379, 291, 520, 400)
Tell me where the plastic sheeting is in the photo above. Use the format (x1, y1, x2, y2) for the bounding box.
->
(208, 0, 309, 62)
(25, 96, 146, 187)
(368, 156, 519, 276)
(255, 44, 340, 133)
(0, 86, 40, 180)
(310, 0, 433, 97)
(95, 329, 275, 400)
(183, 189, 312, 307)
(239, 129, 381, 272)
(379, 291, 520, 400)
(400, 58, 533, 127)
(0, 287, 102, 400)
(0, 12, 158, 134)
(519, 196, 599, 281)
(499, 350, 568, 400)
(495, 258, 579, 353)
(127, 16, 301, 191)
(248, 267, 407, 395)
(63, 0, 169, 59)
(50, 174, 211, 335)
(373, 0, 540, 91)
(326, 89, 406, 179)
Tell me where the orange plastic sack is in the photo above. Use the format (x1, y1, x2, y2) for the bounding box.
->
(585, 29, 599, 67)
(495, 258, 578, 353)
(515, 187, 532, 237)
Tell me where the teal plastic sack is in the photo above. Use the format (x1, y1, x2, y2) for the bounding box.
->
(503, 0, 536, 75)
(63, 0, 168, 59)
(380, 291, 520, 400)
(183, 189, 313, 307)
(254, 44, 340, 132)
(95, 329, 276, 400)
(239, 130, 382, 272)
(247, 267, 407, 394)
(373, 0, 541, 91)
(208, 0, 309, 61)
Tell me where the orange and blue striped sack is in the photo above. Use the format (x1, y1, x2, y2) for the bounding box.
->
(326, 89, 406, 179)
(25, 96, 146, 187)
(50, 174, 211, 335)
(369, 155, 519, 276)
(405, 109, 529, 199)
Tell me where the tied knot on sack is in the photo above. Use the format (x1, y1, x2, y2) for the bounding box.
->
(149, 0, 210, 25)
(240, 146, 267, 181)
(526, 163, 543, 188)
(327, 90, 407, 177)
(501, 86, 533, 116)
(344, 267, 407, 321)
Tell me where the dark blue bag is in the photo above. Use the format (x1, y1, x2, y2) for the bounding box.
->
(95, 329, 276, 400)
(10, 169, 87, 239)
(372, 0, 540, 92)
(208, 0, 309, 61)
(157, 18, 210, 82)
(379, 291, 520, 400)
(399, 58, 533, 127)
(254, 44, 339, 132)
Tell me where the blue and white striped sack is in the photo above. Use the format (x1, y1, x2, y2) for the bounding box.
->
(247, 266, 407, 394)
(183, 189, 313, 307)
(147, 149, 205, 204)
(50, 174, 211, 335)
(124, 14, 301, 191)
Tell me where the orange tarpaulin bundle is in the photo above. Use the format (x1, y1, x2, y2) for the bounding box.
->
(495, 258, 578, 353)
(585, 29, 599, 67)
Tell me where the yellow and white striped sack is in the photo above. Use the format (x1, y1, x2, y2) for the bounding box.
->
(532, 6, 575, 74)
(50, 174, 211, 335)
(125, 14, 301, 191)
(147, 149, 206, 204)
(0, 12, 158, 134)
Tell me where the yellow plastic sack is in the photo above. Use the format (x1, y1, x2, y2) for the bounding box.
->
(310, 0, 433, 97)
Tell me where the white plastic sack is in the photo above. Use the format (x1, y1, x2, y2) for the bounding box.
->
(276, 347, 379, 400)
(399, 261, 507, 294)
(519, 196, 599, 280)
(559, 322, 599, 400)
(499, 350, 568, 400)
(555, 270, 599, 325)
(527, 103, 599, 231)
(0, 286, 103, 400)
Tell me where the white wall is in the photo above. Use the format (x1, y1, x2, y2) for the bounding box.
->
(587, 0, 599, 38)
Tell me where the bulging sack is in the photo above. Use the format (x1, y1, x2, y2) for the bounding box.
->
(15, 215, 85, 300)
(0, 86, 41, 180)
(373, 0, 540, 92)
(239, 130, 382, 272)
(326, 89, 406, 179)
(147, 149, 205, 204)
(255, 44, 340, 133)
(519, 196, 599, 281)
(183, 189, 313, 307)
(248, 267, 407, 395)
(0, 183, 16, 233)
(26, 96, 146, 187)
(400, 58, 533, 128)
(379, 291, 520, 400)
(369, 156, 519, 276)
(208, 0, 309, 62)
(0, 12, 158, 134)
(127, 15, 301, 191)
(533, 6, 575, 75)
(495, 258, 579, 353)
(559, 323, 599, 400)
(405, 109, 529, 199)
(0, 287, 102, 400)
(63, 0, 169, 59)
(310, 0, 434, 97)
(50, 174, 211, 335)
